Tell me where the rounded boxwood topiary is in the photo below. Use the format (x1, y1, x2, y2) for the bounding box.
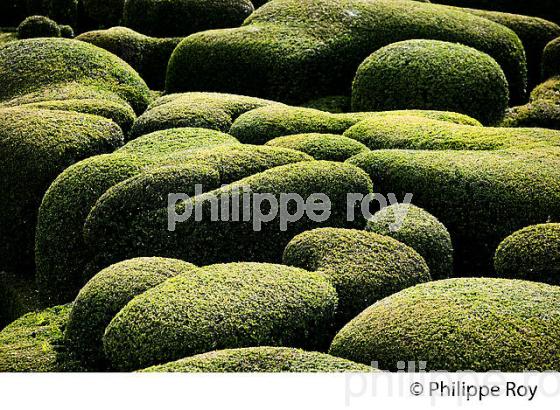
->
(64, 257, 197, 370)
(283, 228, 430, 325)
(265, 133, 369, 161)
(103, 262, 338, 371)
(351, 40, 509, 125)
(543, 37, 560, 80)
(59, 24, 74, 38)
(140, 347, 372, 373)
(494, 223, 560, 284)
(329, 278, 560, 371)
(16, 15, 61, 39)
(366, 204, 453, 279)
(123, 0, 254, 37)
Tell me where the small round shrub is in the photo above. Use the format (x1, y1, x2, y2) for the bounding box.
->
(543, 37, 560, 80)
(283, 228, 430, 325)
(123, 0, 254, 37)
(494, 223, 560, 284)
(329, 278, 560, 371)
(59, 25, 74, 38)
(64, 257, 197, 370)
(351, 40, 509, 125)
(366, 204, 453, 279)
(16, 15, 61, 39)
(266, 133, 369, 161)
(103, 262, 338, 371)
(141, 347, 372, 373)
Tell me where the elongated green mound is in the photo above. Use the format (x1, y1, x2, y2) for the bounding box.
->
(329, 278, 560, 371)
(141, 347, 372, 372)
(494, 223, 560, 284)
(123, 0, 254, 37)
(36, 143, 311, 305)
(130, 92, 280, 138)
(0, 107, 123, 273)
(283, 228, 430, 325)
(352, 40, 509, 125)
(17, 15, 61, 39)
(266, 133, 369, 161)
(0, 38, 150, 114)
(348, 149, 560, 273)
(65, 258, 196, 370)
(103, 262, 338, 371)
(77, 27, 182, 90)
(543, 37, 560, 80)
(167, 0, 526, 105)
(0, 305, 71, 372)
(343, 115, 560, 151)
(366, 204, 453, 279)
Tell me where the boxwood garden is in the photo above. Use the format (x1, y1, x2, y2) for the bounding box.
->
(1, 0, 560, 373)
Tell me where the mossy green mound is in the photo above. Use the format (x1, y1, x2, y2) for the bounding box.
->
(77, 27, 182, 90)
(543, 37, 560, 80)
(0, 107, 124, 273)
(141, 347, 372, 372)
(64, 257, 196, 370)
(494, 223, 560, 284)
(329, 278, 560, 371)
(366, 204, 453, 279)
(351, 40, 509, 125)
(103, 262, 338, 371)
(17, 15, 61, 39)
(266, 133, 369, 161)
(123, 0, 254, 37)
(348, 149, 560, 273)
(167, 0, 526, 105)
(283, 228, 430, 325)
(0, 305, 71, 372)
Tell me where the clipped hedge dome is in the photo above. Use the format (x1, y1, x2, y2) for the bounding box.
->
(351, 40, 509, 125)
(283, 228, 430, 325)
(329, 278, 560, 371)
(103, 262, 338, 371)
(17, 15, 61, 39)
(494, 223, 560, 284)
(543, 37, 560, 80)
(123, 0, 254, 37)
(366, 204, 453, 279)
(64, 257, 197, 370)
(265, 133, 369, 161)
(141, 347, 372, 373)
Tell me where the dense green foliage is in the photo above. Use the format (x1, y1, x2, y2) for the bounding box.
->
(543, 37, 560, 79)
(17, 15, 61, 39)
(330, 278, 560, 371)
(266, 133, 369, 161)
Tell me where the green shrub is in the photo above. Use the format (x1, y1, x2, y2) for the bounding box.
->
(36, 143, 311, 305)
(167, 0, 526, 105)
(141, 347, 372, 372)
(77, 27, 182, 90)
(302, 96, 351, 113)
(82, 0, 125, 28)
(59, 24, 74, 38)
(0, 107, 123, 273)
(64, 257, 196, 370)
(543, 37, 560, 80)
(494, 223, 560, 284)
(329, 278, 560, 371)
(348, 149, 560, 273)
(351, 40, 509, 125)
(265, 133, 369, 161)
(123, 0, 254, 37)
(130, 92, 280, 138)
(0, 38, 150, 114)
(103, 262, 338, 371)
(343, 115, 560, 151)
(366, 204, 453, 279)
(16, 15, 61, 39)
(0, 305, 71, 372)
(0, 272, 40, 329)
(283, 228, 430, 325)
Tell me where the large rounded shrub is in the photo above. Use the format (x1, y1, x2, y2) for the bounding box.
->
(123, 0, 254, 37)
(283, 228, 430, 325)
(494, 223, 560, 284)
(141, 347, 371, 373)
(329, 278, 560, 371)
(351, 40, 509, 125)
(366, 204, 453, 279)
(543, 37, 560, 80)
(16, 15, 61, 39)
(103, 262, 338, 371)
